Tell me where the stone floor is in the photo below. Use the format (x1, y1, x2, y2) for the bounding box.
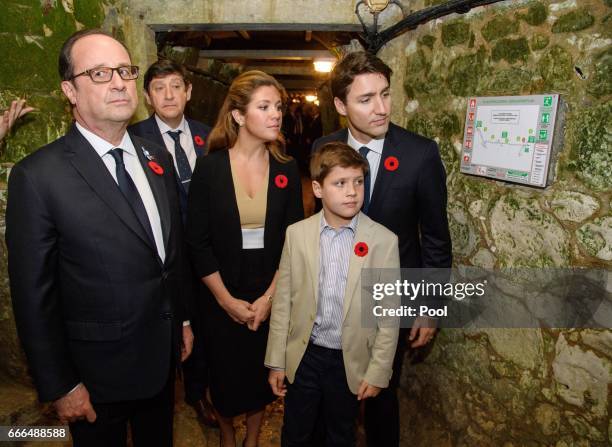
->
(1, 374, 375, 447)
(0, 378, 284, 447)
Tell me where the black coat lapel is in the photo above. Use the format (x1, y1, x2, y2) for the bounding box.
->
(369, 124, 403, 216)
(65, 125, 156, 251)
(265, 155, 284, 250)
(145, 115, 167, 148)
(221, 150, 244, 251)
(131, 135, 171, 253)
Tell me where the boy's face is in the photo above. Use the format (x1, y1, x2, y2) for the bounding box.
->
(313, 165, 364, 228)
(145, 73, 192, 124)
(334, 72, 391, 144)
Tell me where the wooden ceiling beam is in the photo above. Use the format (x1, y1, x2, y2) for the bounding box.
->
(198, 49, 334, 60)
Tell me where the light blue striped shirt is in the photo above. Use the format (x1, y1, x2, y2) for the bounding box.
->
(310, 213, 358, 349)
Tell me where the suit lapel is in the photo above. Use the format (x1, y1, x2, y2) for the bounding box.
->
(304, 212, 322, 307)
(221, 150, 243, 249)
(145, 115, 167, 148)
(343, 213, 371, 322)
(369, 124, 403, 216)
(187, 118, 208, 157)
(65, 125, 156, 251)
(131, 135, 171, 253)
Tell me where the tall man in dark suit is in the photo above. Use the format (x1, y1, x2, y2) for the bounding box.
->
(129, 60, 216, 427)
(6, 29, 193, 446)
(313, 51, 452, 447)
(129, 60, 211, 221)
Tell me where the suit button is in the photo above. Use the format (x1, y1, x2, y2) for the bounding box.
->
(303, 339, 307, 345)
(161, 312, 173, 320)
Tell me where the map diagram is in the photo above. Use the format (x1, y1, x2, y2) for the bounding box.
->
(470, 105, 539, 171)
(460, 95, 559, 188)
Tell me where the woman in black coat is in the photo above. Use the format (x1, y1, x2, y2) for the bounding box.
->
(186, 70, 303, 447)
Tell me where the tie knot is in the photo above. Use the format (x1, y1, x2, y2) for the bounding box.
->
(358, 146, 370, 158)
(108, 148, 125, 165)
(167, 130, 182, 142)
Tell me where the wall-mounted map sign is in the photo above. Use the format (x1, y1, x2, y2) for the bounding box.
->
(460, 94, 561, 188)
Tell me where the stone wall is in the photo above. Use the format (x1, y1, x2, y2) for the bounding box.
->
(397, 1, 611, 445)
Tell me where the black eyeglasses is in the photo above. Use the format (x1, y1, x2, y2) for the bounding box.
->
(70, 66, 139, 83)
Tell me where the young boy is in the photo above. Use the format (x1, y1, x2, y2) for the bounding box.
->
(265, 141, 400, 446)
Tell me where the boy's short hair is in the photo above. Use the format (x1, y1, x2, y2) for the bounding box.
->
(143, 59, 190, 92)
(310, 142, 369, 183)
(330, 51, 393, 103)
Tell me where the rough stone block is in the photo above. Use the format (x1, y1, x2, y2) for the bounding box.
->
(552, 8, 595, 33)
(441, 21, 470, 47)
(491, 37, 530, 64)
(550, 191, 600, 222)
(552, 334, 610, 418)
(481, 17, 519, 42)
(576, 216, 612, 261)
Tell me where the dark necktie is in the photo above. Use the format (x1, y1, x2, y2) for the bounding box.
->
(358, 146, 371, 213)
(167, 130, 192, 193)
(108, 148, 156, 247)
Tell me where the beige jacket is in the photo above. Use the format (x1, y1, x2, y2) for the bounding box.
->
(265, 211, 400, 394)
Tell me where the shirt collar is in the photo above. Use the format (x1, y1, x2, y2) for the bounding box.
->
(155, 114, 187, 135)
(347, 128, 385, 155)
(76, 121, 135, 158)
(320, 212, 359, 234)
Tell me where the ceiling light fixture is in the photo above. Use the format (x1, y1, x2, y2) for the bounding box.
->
(313, 59, 335, 73)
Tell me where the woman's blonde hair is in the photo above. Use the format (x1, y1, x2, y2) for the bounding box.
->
(207, 70, 290, 162)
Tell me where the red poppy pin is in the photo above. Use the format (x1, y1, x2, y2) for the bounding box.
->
(193, 135, 205, 146)
(384, 156, 399, 171)
(354, 242, 368, 257)
(148, 161, 164, 175)
(274, 174, 288, 189)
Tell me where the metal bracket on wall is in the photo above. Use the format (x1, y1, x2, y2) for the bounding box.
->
(357, 0, 506, 54)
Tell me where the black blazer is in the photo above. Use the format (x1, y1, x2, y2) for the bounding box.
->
(313, 123, 452, 269)
(129, 114, 211, 218)
(186, 149, 304, 287)
(6, 125, 191, 403)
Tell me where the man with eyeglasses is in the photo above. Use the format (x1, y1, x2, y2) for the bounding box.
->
(5, 29, 193, 447)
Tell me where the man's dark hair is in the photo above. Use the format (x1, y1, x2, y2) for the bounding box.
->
(330, 51, 393, 103)
(58, 28, 130, 81)
(143, 59, 190, 92)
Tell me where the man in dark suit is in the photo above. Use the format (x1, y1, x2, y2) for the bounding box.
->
(313, 51, 452, 447)
(129, 60, 216, 427)
(6, 29, 193, 446)
(129, 59, 211, 221)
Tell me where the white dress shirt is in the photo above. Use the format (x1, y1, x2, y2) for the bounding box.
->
(347, 129, 385, 200)
(75, 122, 166, 262)
(155, 115, 197, 173)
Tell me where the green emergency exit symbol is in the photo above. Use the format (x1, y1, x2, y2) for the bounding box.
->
(541, 112, 550, 123)
(539, 129, 548, 140)
(543, 96, 553, 107)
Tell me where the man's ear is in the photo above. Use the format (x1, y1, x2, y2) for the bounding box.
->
(61, 80, 77, 106)
(144, 90, 152, 107)
(186, 83, 192, 102)
(312, 180, 323, 199)
(334, 97, 347, 117)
